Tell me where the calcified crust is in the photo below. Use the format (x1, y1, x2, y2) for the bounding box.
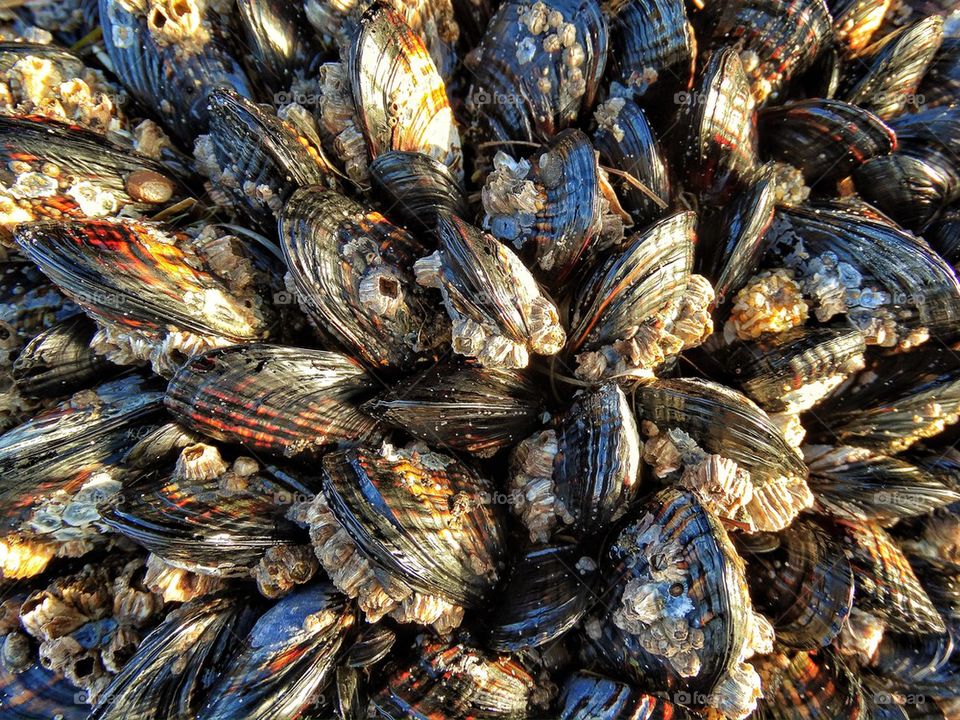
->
(112, 0, 211, 50)
(317, 63, 370, 185)
(902, 511, 960, 565)
(777, 237, 905, 347)
(295, 493, 464, 633)
(143, 553, 225, 603)
(837, 607, 885, 664)
(724, 269, 809, 343)
(19, 557, 164, 703)
(0, 534, 57, 579)
(253, 545, 320, 599)
(642, 422, 812, 532)
(769, 412, 806, 449)
(508, 429, 572, 543)
(0, 53, 126, 132)
(482, 152, 541, 247)
(576, 275, 715, 382)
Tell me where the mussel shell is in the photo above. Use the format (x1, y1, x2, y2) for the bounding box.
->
(806, 446, 960, 524)
(769, 205, 960, 345)
(757, 99, 896, 185)
(592, 98, 670, 226)
(753, 650, 867, 719)
(0, 116, 183, 231)
(831, 519, 946, 634)
(363, 361, 544, 457)
(552, 383, 643, 535)
(280, 188, 442, 369)
(634, 378, 808, 494)
(205, 88, 336, 231)
(840, 15, 945, 119)
(488, 543, 596, 652)
(12, 315, 114, 400)
(236, 0, 319, 90)
(98, 0, 254, 143)
(587, 488, 754, 697)
(701, 0, 833, 105)
(164, 344, 379, 457)
(919, 36, 960, 109)
(697, 163, 778, 307)
(558, 672, 695, 719)
(0, 377, 164, 536)
(368, 151, 467, 233)
(720, 325, 867, 413)
(370, 640, 532, 718)
(465, 0, 608, 142)
(14, 219, 272, 344)
(99, 465, 313, 577)
(602, 0, 694, 110)
(740, 519, 854, 649)
(676, 47, 758, 202)
(568, 211, 695, 353)
(321, 444, 505, 606)
(349, 2, 462, 178)
(828, 0, 892, 53)
(90, 596, 261, 720)
(0, 662, 87, 720)
(199, 584, 354, 720)
(514, 129, 607, 286)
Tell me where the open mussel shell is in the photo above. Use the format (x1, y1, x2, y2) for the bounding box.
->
(165, 344, 379, 458)
(368, 151, 467, 234)
(14, 218, 273, 352)
(676, 47, 758, 203)
(370, 639, 533, 718)
(281, 188, 446, 369)
(90, 596, 261, 720)
(0, 377, 164, 578)
(485, 129, 609, 286)
(99, 453, 314, 589)
(201, 88, 337, 232)
(511, 383, 642, 541)
(739, 519, 854, 649)
(757, 99, 896, 185)
(12, 315, 114, 400)
(0, 661, 87, 720)
(236, 0, 319, 91)
(602, 0, 694, 111)
(635, 378, 812, 532)
(348, 2, 462, 179)
(364, 361, 544, 457)
(830, 519, 946, 634)
(0, 116, 183, 236)
(568, 211, 705, 376)
(592, 98, 670, 227)
(586, 488, 761, 719)
(805, 445, 960, 524)
(199, 584, 354, 720)
(768, 205, 960, 347)
(488, 543, 596, 652)
(319, 444, 505, 610)
(753, 650, 867, 719)
(719, 325, 867, 413)
(465, 0, 608, 142)
(98, 0, 254, 144)
(701, 0, 833, 106)
(840, 14, 945, 119)
(415, 214, 565, 369)
(559, 672, 695, 719)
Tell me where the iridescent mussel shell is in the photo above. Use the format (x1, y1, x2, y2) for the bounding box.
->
(510, 382, 642, 542)
(364, 361, 544, 457)
(752, 650, 867, 719)
(368, 150, 467, 234)
(164, 344, 379, 458)
(280, 188, 446, 370)
(236, 0, 319, 91)
(558, 672, 696, 719)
